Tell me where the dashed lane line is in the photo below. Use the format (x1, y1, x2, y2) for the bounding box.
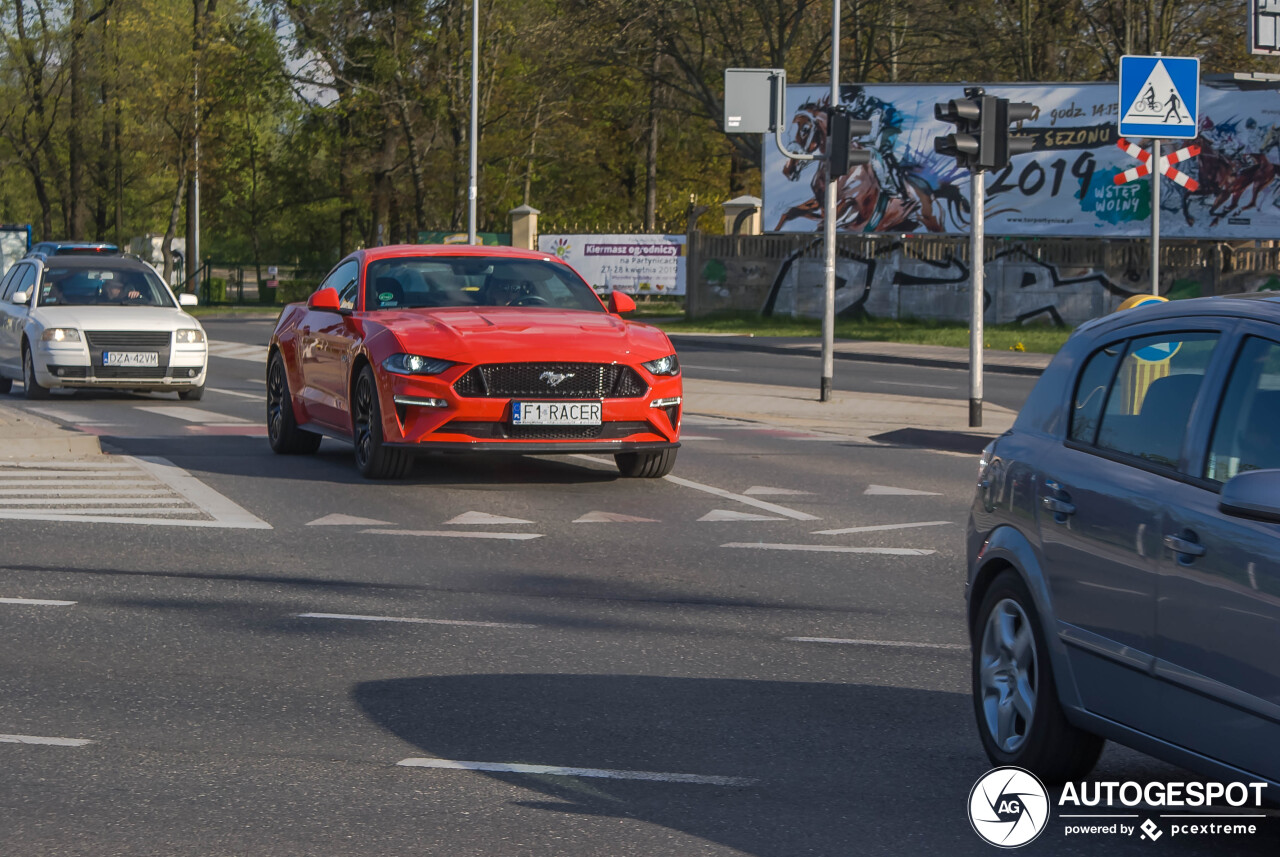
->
(785, 637, 966, 650)
(397, 758, 757, 786)
(721, 543, 935, 556)
(812, 521, 953, 535)
(0, 734, 93, 747)
(0, 597, 76, 607)
(297, 612, 536, 629)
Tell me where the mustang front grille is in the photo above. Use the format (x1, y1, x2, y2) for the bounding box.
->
(453, 363, 647, 399)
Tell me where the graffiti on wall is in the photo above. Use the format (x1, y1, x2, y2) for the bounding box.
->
(698, 240, 1160, 326)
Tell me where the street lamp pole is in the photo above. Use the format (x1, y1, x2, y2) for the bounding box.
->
(820, 0, 839, 402)
(468, 0, 479, 245)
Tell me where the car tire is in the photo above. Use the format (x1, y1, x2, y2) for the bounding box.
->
(614, 448, 677, 478)
(0, 375, 11, 395)
(351, 364, 412, 479)
(22, 342, 51, 400)
(179, 384, 205, 401)
(266, 353, 321, 455)
(972, 570, 1104, 783)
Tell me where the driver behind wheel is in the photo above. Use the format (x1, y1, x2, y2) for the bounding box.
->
(483, 277, 535, 306)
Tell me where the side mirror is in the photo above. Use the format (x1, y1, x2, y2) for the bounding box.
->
(608, 292, 636, 315)
(307, 287, 342, 312)
(1219, 469, 1280, 523)
(178, 293, 198, 307)
(10, 290, 29, 306)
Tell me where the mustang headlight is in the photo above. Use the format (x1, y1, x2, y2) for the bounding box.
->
(41, 328, 81, 342)
(382, 353, 454, 376)
(174, 328, 206, 344)
(642, 354, 680, 376)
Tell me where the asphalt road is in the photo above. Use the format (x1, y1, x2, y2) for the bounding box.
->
(0, 321, 1274, 856)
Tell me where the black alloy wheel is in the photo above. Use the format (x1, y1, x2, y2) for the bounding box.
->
(266, 353, 321, 454)
(351, 365, 412, 479)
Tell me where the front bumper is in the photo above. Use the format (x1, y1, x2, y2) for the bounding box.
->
(35, 340, 207, 390)
(377, 366, 682, 449)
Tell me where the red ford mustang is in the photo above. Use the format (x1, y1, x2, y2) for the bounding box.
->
(266, 245, 681, 478)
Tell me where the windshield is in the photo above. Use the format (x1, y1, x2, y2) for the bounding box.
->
(364, 256, 605, 313)
(37, 266, 175, 308)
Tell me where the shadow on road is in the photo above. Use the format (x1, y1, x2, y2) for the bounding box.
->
(354, 673, 1279, 856)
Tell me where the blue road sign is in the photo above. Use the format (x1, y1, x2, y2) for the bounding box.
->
(1119, 55, 1199, 139)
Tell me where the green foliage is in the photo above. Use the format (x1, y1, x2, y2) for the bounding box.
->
(0, 0, 1260, 261)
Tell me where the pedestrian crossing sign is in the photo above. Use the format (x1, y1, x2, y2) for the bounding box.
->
(1119, 55, 1200, 139)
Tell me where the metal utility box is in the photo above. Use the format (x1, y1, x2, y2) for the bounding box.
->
(724, 68, 783, 133)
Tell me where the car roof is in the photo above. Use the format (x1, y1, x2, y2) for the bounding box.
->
(356, 244, 560, 263)
(37, 255, 153, 271)
(1078, 293, 1280, 338)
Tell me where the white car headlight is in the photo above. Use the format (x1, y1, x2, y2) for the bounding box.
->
(175, 328, 206, 344)
(642, 354, 680, 376)
(382, 353, 454, 376)
(41, 328, 81, 342)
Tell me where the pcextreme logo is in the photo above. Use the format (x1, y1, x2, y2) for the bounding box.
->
(967, 767, 1270, 848)
(969, 767, 1050, 848)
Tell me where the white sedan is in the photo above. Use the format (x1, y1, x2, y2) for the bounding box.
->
(0, 255, 208, 400)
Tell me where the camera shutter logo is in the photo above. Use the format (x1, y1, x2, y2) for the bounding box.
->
(968, 767, 1050, 848)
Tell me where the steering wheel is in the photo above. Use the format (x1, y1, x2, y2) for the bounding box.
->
(510, 295, 550, 307)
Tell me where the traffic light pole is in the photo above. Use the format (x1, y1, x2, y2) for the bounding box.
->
(820, 0, 840, 403)
(969, 169, 984, 428)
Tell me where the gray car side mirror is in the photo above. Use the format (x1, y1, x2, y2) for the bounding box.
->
(1219, 469, 1280, 524)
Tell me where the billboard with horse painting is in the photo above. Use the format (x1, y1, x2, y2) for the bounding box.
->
(763, 82, 1280, 239)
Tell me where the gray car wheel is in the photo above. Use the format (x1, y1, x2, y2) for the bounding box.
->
(972, 570, 1104, 783)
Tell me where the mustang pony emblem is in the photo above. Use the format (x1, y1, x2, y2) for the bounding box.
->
(539, 371, 575, 387)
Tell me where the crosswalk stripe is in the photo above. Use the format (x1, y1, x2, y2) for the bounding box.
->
(0, 458, 270, 529)
(133, 405, 250, 424)
(207, 342, 268, 363)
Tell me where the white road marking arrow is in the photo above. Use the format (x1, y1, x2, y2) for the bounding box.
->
(306, 513, 393, 526)
(699, 509, 786, 522)
(443, 511, 535, 526)
(573, 511, 659, 523)
(863, 485, 941, 496)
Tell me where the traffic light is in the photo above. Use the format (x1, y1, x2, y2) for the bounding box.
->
(1004, 100, 1038, 162)
(934, 87, 985, 170)
(936, 88, 1039, 171)
(978, 98, 1039, 170)
(826, 108, 873, 176)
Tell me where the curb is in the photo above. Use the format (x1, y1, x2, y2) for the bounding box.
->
(0, 402, 101, 459)
(667, 334, 1049, 377)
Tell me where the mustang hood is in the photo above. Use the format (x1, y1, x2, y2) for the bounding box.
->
(371, 307, 674, 362)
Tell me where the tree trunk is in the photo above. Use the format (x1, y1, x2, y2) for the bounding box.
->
(163, 168, 188, 284)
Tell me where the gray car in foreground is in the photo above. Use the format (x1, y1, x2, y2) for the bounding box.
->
(967, 294, 1280, 789)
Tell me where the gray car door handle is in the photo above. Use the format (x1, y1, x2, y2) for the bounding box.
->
(1041, 496, 1076, 516)
(1163, 534, 1206, 557)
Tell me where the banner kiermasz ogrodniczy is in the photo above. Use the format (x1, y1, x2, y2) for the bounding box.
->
(538, 234, 687, 296)
(762, 82, 1280, 239)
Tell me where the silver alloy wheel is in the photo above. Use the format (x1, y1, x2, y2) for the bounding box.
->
(979, 597, 1039, 753)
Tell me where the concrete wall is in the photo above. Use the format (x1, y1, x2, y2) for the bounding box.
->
(686, 234, 1265, 326)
